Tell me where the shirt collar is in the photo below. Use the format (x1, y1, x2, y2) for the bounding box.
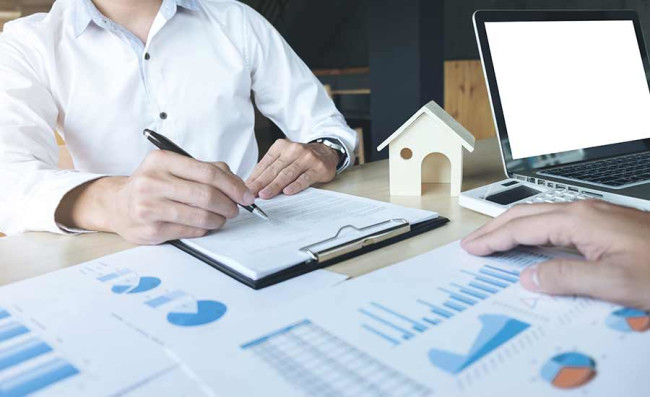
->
(72, 0, 199, 38)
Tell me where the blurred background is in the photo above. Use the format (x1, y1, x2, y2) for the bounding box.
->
(3, 0, 650, 165)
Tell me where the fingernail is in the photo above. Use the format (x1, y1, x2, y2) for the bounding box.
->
(530, 266, 540, 287)
(520, 266, 542, 293)
(243, 190, 255, 205)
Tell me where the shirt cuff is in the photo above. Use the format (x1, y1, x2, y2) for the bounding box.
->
(21, 171, 107, 235)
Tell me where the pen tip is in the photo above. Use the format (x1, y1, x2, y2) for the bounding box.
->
(255, 208, 270, 221)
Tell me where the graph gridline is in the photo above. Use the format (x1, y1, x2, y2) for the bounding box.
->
(241, 320, 432, 397)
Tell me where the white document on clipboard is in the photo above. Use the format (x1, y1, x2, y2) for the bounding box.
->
(178, 188, 440, 282)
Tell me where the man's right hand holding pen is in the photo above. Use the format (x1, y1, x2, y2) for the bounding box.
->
(54, 150, 257, 245)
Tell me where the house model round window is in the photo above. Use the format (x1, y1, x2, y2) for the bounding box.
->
(400, 148, 413, 160)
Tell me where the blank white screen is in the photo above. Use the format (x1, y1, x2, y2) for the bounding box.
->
(485, 20, 650, 160)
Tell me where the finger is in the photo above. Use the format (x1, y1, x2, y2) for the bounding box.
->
(213, 162, 232, 173)
(153, 201, 227, 230)
(140, 223, 209, 245)
(462, 211, 576, 256)
(160, 154, 254, 206)
(164, 177, 239, 219)
(247, 155, 293, 198)
(283, 169, 317, 195)
(521, 259, 615, 300)
(246, 143, 283, 186)
(463, 203, 565, 245)
(259, 159, 308, 199)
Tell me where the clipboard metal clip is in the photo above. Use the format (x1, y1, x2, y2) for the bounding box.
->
(300, 219, 411, 263)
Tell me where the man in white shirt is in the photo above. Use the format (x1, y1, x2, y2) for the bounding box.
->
(0, 0, 357, 244)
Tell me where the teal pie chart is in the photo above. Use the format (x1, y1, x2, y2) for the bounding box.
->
(167, 300, 227, 327)
(111, 277, 161, 294)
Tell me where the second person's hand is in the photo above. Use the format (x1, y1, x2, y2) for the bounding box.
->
(461, 200, 650, 311)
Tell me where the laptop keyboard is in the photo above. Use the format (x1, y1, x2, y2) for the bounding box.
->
(540, 152, 650, 188)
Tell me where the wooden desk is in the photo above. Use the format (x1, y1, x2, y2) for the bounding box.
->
(0, 138, 504, 286)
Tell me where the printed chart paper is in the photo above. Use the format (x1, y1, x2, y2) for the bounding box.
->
(0, 245, 347, 396)
(177, 241, 650, 396)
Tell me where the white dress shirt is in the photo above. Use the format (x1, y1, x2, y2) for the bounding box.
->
(0, 0, 357, 235)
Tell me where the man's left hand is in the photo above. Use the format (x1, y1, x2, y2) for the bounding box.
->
(246, 139, 340, 199)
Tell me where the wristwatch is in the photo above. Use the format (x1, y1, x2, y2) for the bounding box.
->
(311, 138, 349, 173)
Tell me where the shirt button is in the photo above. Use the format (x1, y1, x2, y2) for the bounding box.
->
(144, 52, 150, 60)
(159, 112, 168, 120)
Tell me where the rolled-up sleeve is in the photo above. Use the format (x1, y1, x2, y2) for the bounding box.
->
(242, 4, 358, 170)
(0, 29, 104, 235)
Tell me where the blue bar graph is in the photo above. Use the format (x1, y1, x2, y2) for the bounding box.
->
(417, 300, 454, 319)
(422, 317, 440, 326)
(359, 309, 414, 339)
(370, 302, 427, 332)
(469, 281, 498, 294)
(0, 322, 29, 343)
(0, 358, 79, 396)
(452, 284, 488, 300)
(479, 269, 519, 283)
(484, 264, 519, 277)
(357, 253, 529, 347)
(362, 324, 401, 345)
(145, 290, 187, 308)
(488, 248, 552, 268)
(444, 301, 466, 312)
(475, 275, 508, 288)
(440, 288, 477, 306)
(0, 339, 52, 371)
(97, 268, 131, 282)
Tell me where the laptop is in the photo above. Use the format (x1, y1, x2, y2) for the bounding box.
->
(460, 10, 650, 217)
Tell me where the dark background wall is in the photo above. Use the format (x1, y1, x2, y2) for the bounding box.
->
(245, 0, 650, 67)
(445, 0, 650, 60)
(242, 0, 650, 161)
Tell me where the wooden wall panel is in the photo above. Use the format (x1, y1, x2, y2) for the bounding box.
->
(444, 60, 496, 140)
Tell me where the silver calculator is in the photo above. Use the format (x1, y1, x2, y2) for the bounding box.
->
(459, 179, 606, 218)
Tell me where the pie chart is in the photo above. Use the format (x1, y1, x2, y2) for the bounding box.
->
(111, 276, 162, 294)
(167, 300, 227, 327)
(605, 307, 650, 333)
(541, 352, 596, 389)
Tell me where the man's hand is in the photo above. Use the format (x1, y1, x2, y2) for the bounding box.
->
(56, 150, 255, 245)
(461, 200, 650, 310)
(246, 139, 340, 199)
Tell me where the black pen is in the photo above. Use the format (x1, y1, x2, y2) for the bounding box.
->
(143, 129, 269, 221)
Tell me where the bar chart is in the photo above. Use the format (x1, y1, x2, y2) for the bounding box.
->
(357, 247, 546, 347)
(0, 307, 79, 396)
(241, 319, 432, 397)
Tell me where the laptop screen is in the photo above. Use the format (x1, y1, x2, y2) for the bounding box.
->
(485, 20, 650, 160)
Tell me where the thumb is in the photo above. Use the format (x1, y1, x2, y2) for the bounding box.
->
(520, 259, 608, 299)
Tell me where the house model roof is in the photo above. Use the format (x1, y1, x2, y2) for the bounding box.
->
(377, 100, 476, 152)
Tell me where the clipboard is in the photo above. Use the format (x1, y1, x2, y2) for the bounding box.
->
(170, 216, 449, 290)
